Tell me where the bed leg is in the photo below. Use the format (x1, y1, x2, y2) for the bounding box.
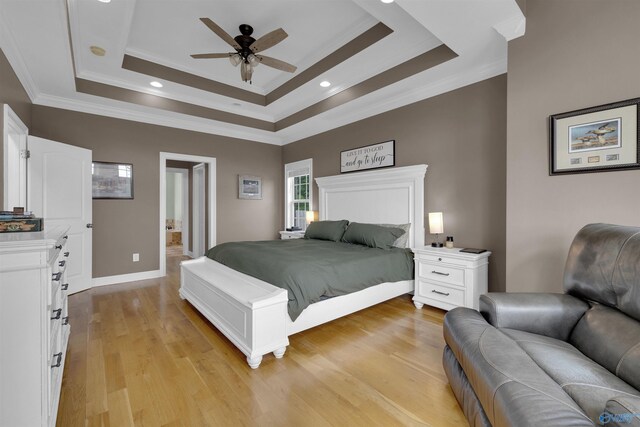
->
(246, 355, 263, 369)
(413, 301, 424, 309)
(273, 347, 287, 359)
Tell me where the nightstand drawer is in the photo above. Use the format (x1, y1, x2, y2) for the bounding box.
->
(418, 261, 465, 287)
(418, 281, 465, 306)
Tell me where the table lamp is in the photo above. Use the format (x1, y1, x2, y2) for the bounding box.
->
(305, 210, 319, 225)
(428, 212, 444, 247)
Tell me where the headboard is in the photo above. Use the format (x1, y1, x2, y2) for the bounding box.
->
(315, 164, 427, 248)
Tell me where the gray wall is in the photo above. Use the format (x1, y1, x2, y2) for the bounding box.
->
(284, 75, 508, 292)
(30, 106, 282, 278)
(0, 48, 32, 208)
(506, 0, 640, 292)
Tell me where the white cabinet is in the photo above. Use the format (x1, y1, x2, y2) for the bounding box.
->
(413, 247, 491, 311)
(0, 226, 71, 427)
(279, 231, 304, 240)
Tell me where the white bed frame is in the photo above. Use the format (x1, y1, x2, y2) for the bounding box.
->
(179, 164, 427, 368)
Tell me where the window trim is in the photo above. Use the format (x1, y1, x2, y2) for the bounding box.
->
(284, 158, 313, 230)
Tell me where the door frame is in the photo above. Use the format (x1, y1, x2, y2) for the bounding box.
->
(166, 167, 190, 256)
(159, 152, 216, 276)
(3, 104, 28, 210)
(191, 163, 206, 258)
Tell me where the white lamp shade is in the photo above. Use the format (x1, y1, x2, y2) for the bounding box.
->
(428, 212, 444, 234)
(306, 211, 319, 223)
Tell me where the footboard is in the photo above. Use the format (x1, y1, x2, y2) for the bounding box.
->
(179, 257, 289, 368)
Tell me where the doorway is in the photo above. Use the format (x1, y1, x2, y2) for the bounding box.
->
(159, 152, 216, 277)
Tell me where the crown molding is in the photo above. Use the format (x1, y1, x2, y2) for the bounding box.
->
(0, 10, 39, 102)
(278, 56, 507, 144)
(493, 14, 526, 41)
(33, 93, 284, 145)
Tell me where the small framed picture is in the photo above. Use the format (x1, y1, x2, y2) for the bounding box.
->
(238, 175, 262, 200)
(92, 162, 134, 199)
(549, 98, 640, 175)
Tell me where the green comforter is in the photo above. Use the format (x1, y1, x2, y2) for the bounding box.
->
(206, 239, 414, 321)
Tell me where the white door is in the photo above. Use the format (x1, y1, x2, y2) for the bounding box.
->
(192, 163, 205, 257)
(28, 136, 92, 294)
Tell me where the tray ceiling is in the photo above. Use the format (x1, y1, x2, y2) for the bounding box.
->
(0, 0, 525, 145)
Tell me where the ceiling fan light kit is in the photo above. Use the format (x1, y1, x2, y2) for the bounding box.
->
(191, 18, 297, 84)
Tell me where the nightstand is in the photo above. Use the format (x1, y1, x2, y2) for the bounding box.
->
(279, 231, 305, 240)
(413, 246, 491, 311)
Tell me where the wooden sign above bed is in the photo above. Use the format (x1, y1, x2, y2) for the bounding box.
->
(340, 140, 395, 173)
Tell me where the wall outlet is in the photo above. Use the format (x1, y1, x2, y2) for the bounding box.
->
(133, 253, 139, 262)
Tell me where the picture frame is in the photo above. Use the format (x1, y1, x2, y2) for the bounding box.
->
(238, 175, 262, 200)
(340, 140, 395, 173)
(92, 161, 134, 199)
(549, 98, 640, 175)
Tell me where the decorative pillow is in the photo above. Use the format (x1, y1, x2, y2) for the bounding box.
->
(342, 222, 405, 250)
(304, 220, 349, 242)
(377, 223, 411, 248)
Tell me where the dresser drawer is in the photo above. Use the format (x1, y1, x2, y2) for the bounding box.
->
(417, 261, 465, 287)
(417, 280, 465, 307)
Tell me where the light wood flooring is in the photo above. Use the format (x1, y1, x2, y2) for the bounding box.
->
(56, 255, 467, 426)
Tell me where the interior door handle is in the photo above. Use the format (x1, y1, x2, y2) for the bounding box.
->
(86, 223, 93, 228)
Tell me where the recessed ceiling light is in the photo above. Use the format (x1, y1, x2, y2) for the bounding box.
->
(320, 81, 331, 88)
(97, 0, 111, 3)
(89, 46, 106, 56)
(381, 0, 394, 3)
(150, 81, 163, 88)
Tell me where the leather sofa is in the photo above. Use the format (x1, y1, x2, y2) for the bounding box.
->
(443, 223, 640, 426)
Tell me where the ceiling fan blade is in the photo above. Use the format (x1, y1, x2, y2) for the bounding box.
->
(190, 53, 232, 59)
(199, 18, 241, 50)
(256, 55, 297, 73)
(250, 28, 288, 53)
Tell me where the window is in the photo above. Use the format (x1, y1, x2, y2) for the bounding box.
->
(284, 159, 313, 231)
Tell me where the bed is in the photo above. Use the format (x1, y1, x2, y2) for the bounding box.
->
(179, 164, 427, 368)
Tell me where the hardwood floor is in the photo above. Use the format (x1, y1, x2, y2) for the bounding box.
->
(56, 255, 467, 426)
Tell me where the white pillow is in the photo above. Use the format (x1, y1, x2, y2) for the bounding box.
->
(377, 223, 411, 248)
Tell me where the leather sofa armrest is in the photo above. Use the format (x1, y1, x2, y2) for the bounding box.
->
(479, 293, 589, 341)
(602, 396, 640, 427)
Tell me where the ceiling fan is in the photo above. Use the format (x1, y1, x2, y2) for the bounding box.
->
(191, 18, 297, 83)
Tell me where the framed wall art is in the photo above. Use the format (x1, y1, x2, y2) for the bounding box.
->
(549, 98, 640, 175)
(340, 140, 395, 173)
(238, 175, 262, 200)
(92, 161, 134, 199)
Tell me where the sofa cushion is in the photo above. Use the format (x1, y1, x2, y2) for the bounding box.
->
(569, 304, 640, 391)
(564, 223, 640, 321)
(501, 328, 640, 422)
(444, 308, 593, 426)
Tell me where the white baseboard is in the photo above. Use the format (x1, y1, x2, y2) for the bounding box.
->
(92, 269, 164, 287)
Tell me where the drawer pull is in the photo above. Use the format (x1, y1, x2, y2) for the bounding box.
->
(438, 257, 442, 261)
(431, 270, 450, 276)
(61, 283, 69, 291)
(51, 309, 62, 320)
(59, 260, 66, 268)
(64, 251, 70, 257)
(52, 272, 62, 282)
(62, 316, 69, 325)
(55, 245, 62, 250)
(51, 352, 63, 368)
(432, 289, 450, 296)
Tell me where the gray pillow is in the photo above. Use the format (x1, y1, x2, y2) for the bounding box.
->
(342, 222, 405, 250)
(304, 220, 349, 242)
(377, 223, 411, 248)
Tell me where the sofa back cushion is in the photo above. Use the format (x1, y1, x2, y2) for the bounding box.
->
(569, 304, 640, 391)
(564, 223, 640, 322)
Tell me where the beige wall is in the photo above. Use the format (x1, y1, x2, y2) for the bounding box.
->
(30, 106, 282, 278)
(506, 0, 640, 292)
(0, 48, 32, 208)
(284, 75, 508, 291)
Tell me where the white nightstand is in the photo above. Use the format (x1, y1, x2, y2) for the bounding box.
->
(413, 246, 491, 311)
(279, 231, 305, 240)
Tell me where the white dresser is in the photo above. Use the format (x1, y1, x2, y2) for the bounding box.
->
(413, 246, 491, 311)
(279, 230, 305, 240)
(0, 226, 71, 427)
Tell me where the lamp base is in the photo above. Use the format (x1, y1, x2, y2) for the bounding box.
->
(431, 242, 444, 248)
